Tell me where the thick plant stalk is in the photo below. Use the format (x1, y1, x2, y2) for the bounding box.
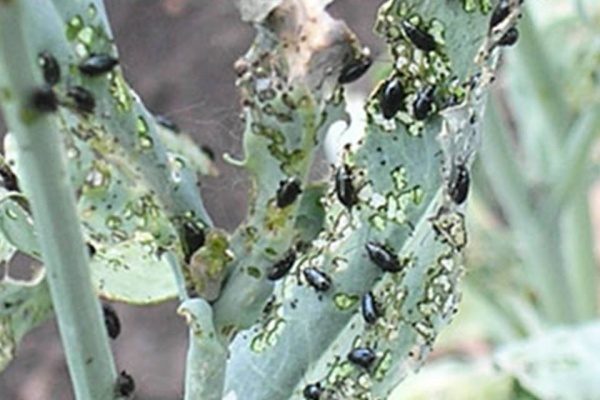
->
(179, 299, 227, 400)
(0, 2, 116, 399)
(166, 251, 228, 398)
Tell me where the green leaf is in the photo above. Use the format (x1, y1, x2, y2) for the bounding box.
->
(223, 0, 515, 398)
(157, 126, 218, 177)
(390, 360, 514, 400)
(4, 118, 181, 304)
(495, 322, 600, 399)
(91, 241, 177, 304)
(0, 190, 39, 259)
(0, 270, 52, 373)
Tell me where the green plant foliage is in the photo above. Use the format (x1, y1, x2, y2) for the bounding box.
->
(0, 0, 218, 379)
(0, 0, 219, 306)
(0, 0, 547, 398)
(222, 0, 523, 398)
(390, 360, 514, 400)
(178, 298, 227, 400)
(0, 277, 52, 372)
(212, 4, 353, 331)
(495, 322, 600, 399)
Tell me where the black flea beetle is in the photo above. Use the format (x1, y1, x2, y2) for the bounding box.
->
(365, 241, 402, 272)
(335, 164, 358, 209)
(490, 0, 510, 30)
(86, 242, 97, 258)
(200, 145, 215, 161)
(347, 347, 376, 369)
(102, 303, 121, 340)
(30, 85, 58, 113)
(38, 52, 60, 86)
(448, 164, 470, 205)
(303, 267, 332, 292)
(66, 86, 95, 114)
(267, 249, 297, 281)
(361, 291, 380, 324)
(380, 78, 405, 119)
(0, 164, 19, 192)
(115, 370, 135, 397)
(79, 53, 119, 76)
(181, 221, 205, 263)
(276, 177, 302, 208)
(498, 27, 519, 46)
(338, 48, 372, 84)
(413, 86, 436, 121)
(303, 383, 323, 400)
(401, 21, 437, 52)
(155, 114, 180, 133)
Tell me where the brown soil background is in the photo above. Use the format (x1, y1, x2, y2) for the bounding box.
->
(0, 1, 380, 399)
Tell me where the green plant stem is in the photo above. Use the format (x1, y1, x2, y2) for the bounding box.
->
(483, 100, 574, 323)
(178, 299, 227, 400)
(0, 3, 116, 399)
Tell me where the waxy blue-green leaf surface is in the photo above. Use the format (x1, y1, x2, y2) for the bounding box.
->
(223, 0, 519, 398)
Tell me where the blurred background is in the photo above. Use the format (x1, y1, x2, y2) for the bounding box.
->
(1, 0, 599, 399)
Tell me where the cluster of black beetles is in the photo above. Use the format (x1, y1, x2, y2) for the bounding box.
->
(269, 124, 466, 398)
(298, 2, 520, 397)
(31, 3, 520, 398)
(30, 51, 118, 114)
(270, 162, 406, 396)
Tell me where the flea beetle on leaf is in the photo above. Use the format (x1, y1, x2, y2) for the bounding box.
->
(66, 85, 95, 114)
(30, 85, 58, 113)
(267, 249, 297, 281)
(361, 291, 380, 324)
(181, 221, 205, 263)
(155, 114, 180, 133)
(38, 52, 60, 86)
(365, 241, 402, 272)
(303, 267, 331, 292)
(338, 47, 372, 84)
(79, 53, 119, 76)
(448, 164, 470, 205)
(303, 383, 323, 399)
(102, 303, 121, 340)
(276, 177, 302, 208)
(335, 164, 358, 209)
(490, 0, 510, 30)
(413, 86, 436, 121)
(402, 21, 437, 52)
(498, 27, 519, 46)
(348, 347, 376, 369)
(380, 78, 405, 119)
(115, 370, 135, 397)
